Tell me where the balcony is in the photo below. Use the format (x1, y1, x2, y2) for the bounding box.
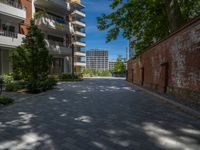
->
(74, 61, 86, 67)
(0, 31, 24, 48)
(0, 0, 26, 20)
(70, 1, 85, 9)
(72, 20, 86, 28)
(74, 31, 86, 37)
(72, 10, 86, 18)
(34, 0, 67, 15)
(73, 41, 86, 47)
(35, 15, 69, 34)
(74, 51, 86, 57)
(45, 40, 71, 55)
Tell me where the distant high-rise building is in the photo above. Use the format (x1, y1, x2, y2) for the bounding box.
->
(109, 58, 127, 71)
(109, 61, 115, 71)
(86, 49, 108, 71)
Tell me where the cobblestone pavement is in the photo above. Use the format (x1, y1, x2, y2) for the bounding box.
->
(0, 78, 200, 150)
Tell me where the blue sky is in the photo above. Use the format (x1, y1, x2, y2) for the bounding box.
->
(83, 0, 127, 60)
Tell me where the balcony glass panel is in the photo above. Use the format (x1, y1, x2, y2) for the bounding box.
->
(0, 30, 18, 38)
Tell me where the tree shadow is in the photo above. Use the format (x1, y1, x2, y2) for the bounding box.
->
(0, 78, 200, 150)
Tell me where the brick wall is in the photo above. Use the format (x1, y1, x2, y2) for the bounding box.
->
(20, 0, 32, 35)
(127, 17, 200, 101)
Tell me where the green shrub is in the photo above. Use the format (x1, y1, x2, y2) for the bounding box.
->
(0, 96, 14, 105)
(59, 73, 83, 81)
(82, 68, 90, 77)
(5, 78, 57, 93)
(5, 83, 15, 92)
(48, 75, 59, 81)
(27, 78, 57, 93)
(2, 73, 13, 84)
(5, 81, 27, 92)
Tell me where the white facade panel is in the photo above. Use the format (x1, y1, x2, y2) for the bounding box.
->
(0, 32, 24, 48)
(0, 2, 26, 20)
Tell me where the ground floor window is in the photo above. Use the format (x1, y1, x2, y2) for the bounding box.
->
(52, 58, 64, 74)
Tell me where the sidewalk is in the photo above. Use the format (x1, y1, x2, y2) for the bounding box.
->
(127, 81, 200, 119)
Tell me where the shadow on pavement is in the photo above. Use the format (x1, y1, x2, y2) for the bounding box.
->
(0, 78, 200, 150)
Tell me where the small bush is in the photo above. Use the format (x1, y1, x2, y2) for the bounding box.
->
(0, 96, 14, 105)
(2, 73, 13, 84)
(59, 73, 83, 81)
(27, 78, 57, 93)
(48, 75, 59, 81)
(5, 81, 27, 92)
(5, 83, 15, 92)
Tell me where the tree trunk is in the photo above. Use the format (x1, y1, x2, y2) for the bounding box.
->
(165, 0, 184, 32)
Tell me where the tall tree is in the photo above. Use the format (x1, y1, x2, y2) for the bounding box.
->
(97, 0, 200, 56)
(12, 20, 52, 81)
(114, 55, 126, 73)
(165, 0, 184, 32)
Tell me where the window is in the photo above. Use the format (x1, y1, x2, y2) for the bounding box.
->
(9, 26, 15, 32)
(48, 35, 63, 42)
(2, 24, 15, 33)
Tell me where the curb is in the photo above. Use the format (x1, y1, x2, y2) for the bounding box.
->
(127, 81, 200, 119)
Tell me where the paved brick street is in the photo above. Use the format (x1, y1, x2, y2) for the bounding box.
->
(0, 78, 200, 150)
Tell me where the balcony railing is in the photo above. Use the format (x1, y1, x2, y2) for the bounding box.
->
(73, 18, 85, 24)
(43, 14, 66, 26)
(72, 10, 86, 17)
(74, 61, 86, 67)
(74, 27, 85, 33)
(35, 14, 69, 33)
(0, 30, 18, 38)
(74, 51, 86, 57)
(0, 0, 23, 9)
(0, 30, 24, 48)
(47, 39, 64, 47)
(75, 61, 85, 63)
(70, 1, 85, 9)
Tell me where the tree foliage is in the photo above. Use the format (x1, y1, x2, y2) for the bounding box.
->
(97, 0, 200, 56)
(114, 55, 126, 73)
(12, 20, 52, 81)
(82, 68, 112, 77)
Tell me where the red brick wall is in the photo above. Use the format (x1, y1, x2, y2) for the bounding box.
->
(20, 0, 32, 35)
(127, 17, 200, 101)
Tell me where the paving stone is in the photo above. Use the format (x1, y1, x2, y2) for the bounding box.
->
(0, 78, 200, 150)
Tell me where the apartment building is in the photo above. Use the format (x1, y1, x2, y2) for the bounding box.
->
(109, 59, 127, 71)
(109, 61, 115, 71)
(0, 0, 26, 75)
(86, 49, 109, 71)
(70, 0, 86, 73)
(0, 0, 86, 75)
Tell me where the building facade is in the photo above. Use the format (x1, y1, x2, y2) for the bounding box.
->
(109, 61, 115, 71)
(109, 59, 127, 71)
(86, 49, 108, 71)
(0, 0, 86, 75)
